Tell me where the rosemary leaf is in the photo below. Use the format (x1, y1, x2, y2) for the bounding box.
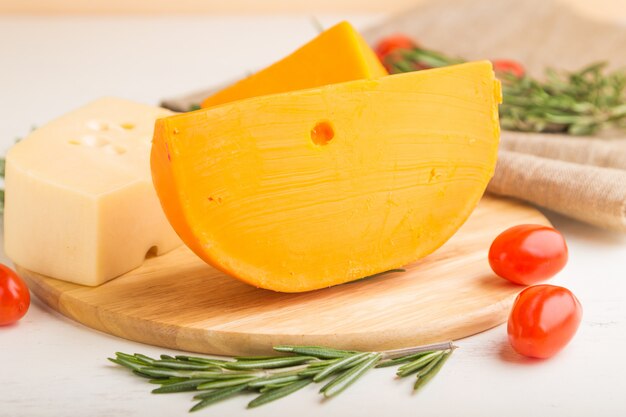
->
(259, 382, 293, 392)
(313, 352, 371, 382)
(380, 341, 455, 359)
(193, 383, 249, 400)
(133, 353, 157, 366)
(414, 350, 453, 392)
(247, 374, 303, 388)
(115, 352, 150, 366)
(273, 345, 358, 359)
(376, 351, 433, 368)
(174, 355, 231, 365)
(132, 370, 158, 379)
(137, 367, 254, 379)
(396, 351, 444, 377)
(108, 357, 144, 372)
(222, 356, 316, 370)
(190, 384, 249, 412)
(151, 360, 218, 371)
(148, 377, 186, 385)
(233, 355, 279, 361)
(152, 378, 213, 394)
(320, 353, 382, 398)
(297, 368, 322, 378)
(247, 379, 313, 408)
(197, 376, 259, 390)
(306, 358, 339, 368)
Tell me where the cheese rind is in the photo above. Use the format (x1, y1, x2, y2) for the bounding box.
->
(201, 21, 387, 108)
(4, 98, 181, 286)
(152, 62, 502, 292)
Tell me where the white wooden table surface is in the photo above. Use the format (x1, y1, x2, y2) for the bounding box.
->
(1, 15, 625, 417)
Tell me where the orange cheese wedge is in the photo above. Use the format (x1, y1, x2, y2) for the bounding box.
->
(152, 61, 502, 292)
(201, 21, 387, 108)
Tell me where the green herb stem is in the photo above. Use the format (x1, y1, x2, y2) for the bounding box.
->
(110, 341, 454, 412)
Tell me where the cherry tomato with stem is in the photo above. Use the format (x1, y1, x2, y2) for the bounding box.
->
(492, 59, 525, 78)
(375, 34, 417, 61)
(0, 264, 30, 326)
(489, 224, 568, 285)
(508, 285, 582, 359)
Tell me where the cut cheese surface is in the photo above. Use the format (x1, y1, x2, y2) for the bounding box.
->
(201, 21, 387, 109)
(152, 61, 502, 292)
(4, 98, 181, 286)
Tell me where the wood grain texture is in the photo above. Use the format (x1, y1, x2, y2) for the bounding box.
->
(18, 196, 549, 356)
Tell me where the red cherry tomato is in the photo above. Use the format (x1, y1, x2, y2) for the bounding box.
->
(492, 59, 525, 77)
(489, 224, 568, 285)
(375, 34, 417, 60)
(0, 264, 30, 326)
(508, 285, 582, 358)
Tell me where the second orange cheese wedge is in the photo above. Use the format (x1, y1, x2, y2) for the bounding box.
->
(152, 61, 502, 292)
(201, 21, 387, 108)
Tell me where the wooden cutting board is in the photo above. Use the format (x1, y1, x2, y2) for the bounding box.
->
(18, 195, 549, 356)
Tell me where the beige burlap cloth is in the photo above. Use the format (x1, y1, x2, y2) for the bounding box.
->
(490, 133, 626, 231)
(162, 0, 626, 231)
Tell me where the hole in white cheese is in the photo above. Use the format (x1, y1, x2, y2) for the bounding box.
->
(86, 120, 109, 131)
(103, 144, 127, 155)
(81, 135, 109, 147)
(119, 122, 135, 130)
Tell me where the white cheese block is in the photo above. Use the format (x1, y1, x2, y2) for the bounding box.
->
(4, 97, 181, 286)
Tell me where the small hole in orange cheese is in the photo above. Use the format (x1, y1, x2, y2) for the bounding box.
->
(310, 121, 334, 146)
(145, 245, 158, 259)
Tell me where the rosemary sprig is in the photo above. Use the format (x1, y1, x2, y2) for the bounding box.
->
(109, 341, 456, 412)
(499, 63, 626, 135)
(385, 48, 626, 136)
